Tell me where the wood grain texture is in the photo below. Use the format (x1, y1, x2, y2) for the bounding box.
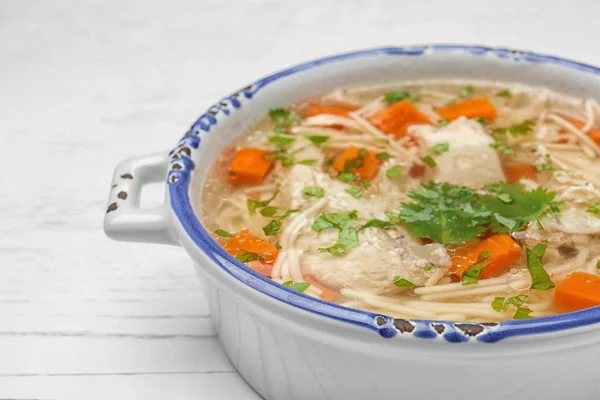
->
(1, 0, 599, 398)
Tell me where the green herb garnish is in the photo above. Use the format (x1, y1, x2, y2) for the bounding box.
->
(269, 108, 302, 131)
(393, 277, 416, 287)
(386, 165, 403, 178)
(478, 250, 492, 261)
(428, 142, 450, 154)
(473, 117, 489, 126)
(304, 134, 330, 146)
(587, 203, 600, 216)
(496, 89, 512, 98)
(492, 120, 535, 140)
(319, 227, 359, 256)
(489, 143, 516, 155)
(247, 191, 278, 215)
(460, 85, 477, 97)
(260, 206, 279, 217)
(268, 135, 295, 148)
(461, 261, 489, 285)
(438, 119, 449, 126)
(383, 91, 421, 104)
(526, 243, 554, 290)
(283, 280, 310, 293)
(424, 264, 432, 271)
(345, 187, 364, 199)
(263, 220, 282, 236)
(297, 159, 318, 165)
(421, 156, 437, 168)
(302, 186, 325, 200)
(236, 250, 267, 263)
(312, 210, 359, 232)
(338, 172, 358, 183)
(376, 152, 391, 160)
(535, 163, 560, 172)
(362, 180, 372, 189)
(362, 219, 393, 229)
(215, 229, 236, 237)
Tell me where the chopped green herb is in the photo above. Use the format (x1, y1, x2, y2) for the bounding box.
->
(362, 180, 372, 189)
(492, 294, 530, 312)
(421, 156, 437, 168)
(535, 163, 560, 172)
(492, 120, 535, 140)
(345, 187, 364, 199)
(297, 158, 318, 165)
(526, 243, 555, 290)
(393, 277, 416, 287)
(479, 182, 562, 233)
(460, 85, 477, 97)
(215, 229, 236, 237)
(424, 264, 432, 271)
(596, 260, 600, 269)
(490, 143, 516, 155)
(276, 209, 299, 220)
(362, 219, 393, 229)
(497, 193, 513, 204)
(383, 91, 421, 104)
(587, 203, 600, 216)
(263, 150, 295, 166)
(513, 307, 533, 320)
(268, 135, 295, 148)
(263, 220, 282, 236)
(496, 89, 512, 98)
(386, 165, 403, 178)
(304, 134, 330, 146)
(438, 119, 449, 126)
(385, 211, 402, 224)
(398, 182, 489, 245)
(461, 261, 489, 285)
(283, 281, 310, 293)
(269, 108, 302, 125)
(236, 250, 267, 263)
(319, 227, 359, 256)
(376, 152, 391, 160)
(375, 138, 390, 144)
(428, 142, 450, 154)
(275, 242, 282, 250)
(338, 171, 358, 183)
(473, 117, 489, 126)
(260, 206, 278, 217)
(324, 157, 335, 169)
(302, 186, 325, 200)
(344, 157, 364, 173)
(357, 147, 369, 157)
(247, 191, 278, 215)
(478, 250, 492, 261)
(312, 210, 359, 232)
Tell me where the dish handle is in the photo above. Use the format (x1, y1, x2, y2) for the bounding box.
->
(104, 151, 177, 246)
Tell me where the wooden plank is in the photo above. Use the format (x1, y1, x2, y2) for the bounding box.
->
(0, 372, 263, 400)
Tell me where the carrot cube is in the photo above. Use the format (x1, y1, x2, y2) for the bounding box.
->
(369, 100, 431, 138)
(555, 272, 600, 312)
(436, 96, 497, 121)
(227, 148, 273, 186)
(332, 146, 380, 180)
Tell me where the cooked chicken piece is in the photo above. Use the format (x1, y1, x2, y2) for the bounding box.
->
(414, 118, 505, 188)
(298, 227, 450, 291)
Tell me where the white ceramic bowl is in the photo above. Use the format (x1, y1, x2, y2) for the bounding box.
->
(105, 45, 600, 400)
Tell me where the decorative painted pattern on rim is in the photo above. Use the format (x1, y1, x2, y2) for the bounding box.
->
(167, 45, 600, 342)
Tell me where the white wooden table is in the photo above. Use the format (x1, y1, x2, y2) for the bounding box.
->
(1, 1, 599, 398)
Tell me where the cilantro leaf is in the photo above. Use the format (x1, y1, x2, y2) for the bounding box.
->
(247, 191, 278, 215)
(496, 89, 512, 98)
(588, 203, 600, 216)
(311, 211, 359, 232)
(386, 165, 403, 178)
(492, 294, 530, 312)
(421, 155, 437, 168)
(478, 182, 562, 233)
(215, 229, 236, 237)
(263, 150, 294, 166)
(345, 187, 364, 198)
(398, 182, 489, 245)
(526, 243, 555, 290)
(428, 143, 449, 154)
(283, 280, 310, 293)
(489, 143, 516, 155)
(473, 117, 489, 126)
(304, 134, 329, 146)
(297, 159, 318, 165)
(319, 227, 359, 256)
(385, 211, 402, 224)
(438, 119, 449, 126)
(269, 108, 301, 125)
(492, 120, 535, 140)
(338, 171, 358, 183)
(383, 91, 421, 104)
(461, 261, 489, 285)
(376, 152, 391, 160)
(260, 206, 278, 217)
(263, 220, 282, 236)
(268, 135, 295, 148)
(302, 186, 325, 200)
(460, 85, 477, 97)
(362, 219, 393, 229)
(393, 277, 415, 287)
(535, 163, 560, 172)
(236, 250, 267, 263)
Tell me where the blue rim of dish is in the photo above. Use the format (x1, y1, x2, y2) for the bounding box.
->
(167, 45, 600, 343)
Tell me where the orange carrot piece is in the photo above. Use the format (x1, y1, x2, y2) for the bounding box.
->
(555, 272, 600, 312)
(246, 261, 273, 278)
(436, 97, 497, 121)
(303, 105, 356, 118)
(332, 146, 380, 180)
(452, 234, 523, 280)
(224, 229, 279, 265)
(565, 118, 600, 146)
(303, 276, 338, 302)
(503, 163, 537, 183)
(227, 148, 273, 186)
(369, 100, 431, 138)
